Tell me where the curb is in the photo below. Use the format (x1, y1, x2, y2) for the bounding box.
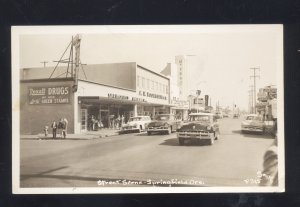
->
(21, 132, 119, 140)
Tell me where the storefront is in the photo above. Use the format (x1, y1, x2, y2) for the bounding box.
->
(20, 62, 172, 134)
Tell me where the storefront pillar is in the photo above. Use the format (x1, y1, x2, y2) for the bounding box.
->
(133, 104, 138, 117)
(152, 107, 155, 119)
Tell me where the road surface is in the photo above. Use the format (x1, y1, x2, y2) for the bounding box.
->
(20, 117, 275, 187)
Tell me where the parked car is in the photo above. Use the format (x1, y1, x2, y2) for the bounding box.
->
(177, 112, 220, 145)
(147, 114, 182, 135)
(119, 116, 151, 134)
(241, 114, 265, 133)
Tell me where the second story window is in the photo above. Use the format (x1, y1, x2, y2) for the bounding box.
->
(142, 77, 145, 88)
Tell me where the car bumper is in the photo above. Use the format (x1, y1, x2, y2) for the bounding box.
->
(177, 132, 213, 139)
(241, 126, 264, 132)
(147, 127, 169, 132)
(119, 127, 140, 133)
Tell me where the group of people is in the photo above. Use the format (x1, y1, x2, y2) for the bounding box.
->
(49, 118, 68, 139)
(89, 115, 103, 131)
(108, 115, 125, 129)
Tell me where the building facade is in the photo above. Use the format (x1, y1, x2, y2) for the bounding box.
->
(20, 62, 171, 134)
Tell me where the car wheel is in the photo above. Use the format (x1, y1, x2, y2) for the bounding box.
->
(179, 138, 184, 146)
(147, 131, 152, 136)
(209, 137, 214, 145)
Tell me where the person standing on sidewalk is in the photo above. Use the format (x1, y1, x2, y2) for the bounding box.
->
(51, 121, 58, 139)
(62, 118, 68, 139)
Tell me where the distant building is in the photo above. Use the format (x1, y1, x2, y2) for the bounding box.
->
(175, 55, 189, 101)
(161, 62, 189, 120)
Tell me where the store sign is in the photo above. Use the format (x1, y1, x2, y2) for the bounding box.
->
(108, 93, 129, 100)
(257, 91, 268, 101)
(139, 91, 167, 100)
(28, 85, 70, 104)
(132, 97, 147, 102)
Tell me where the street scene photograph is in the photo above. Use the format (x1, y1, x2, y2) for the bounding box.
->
(12, 25, 284, 193)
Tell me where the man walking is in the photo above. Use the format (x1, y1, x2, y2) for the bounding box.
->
(51, 121, 58, 139)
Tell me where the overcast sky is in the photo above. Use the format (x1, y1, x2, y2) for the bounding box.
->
(19, 25, 282, 111)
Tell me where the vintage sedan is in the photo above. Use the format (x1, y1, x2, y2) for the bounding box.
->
(147, 114, 182, 135)
(119, 116, 151, 134)
(241, 114, 265, 133)
(177, 112, 220, 145)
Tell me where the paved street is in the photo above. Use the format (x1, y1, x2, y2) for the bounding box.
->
(20, 117, 274, 188)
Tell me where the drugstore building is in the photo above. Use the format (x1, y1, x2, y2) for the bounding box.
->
(20, 62, 171, 134)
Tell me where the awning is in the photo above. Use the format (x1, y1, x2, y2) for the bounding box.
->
(78, 96, 173, 107)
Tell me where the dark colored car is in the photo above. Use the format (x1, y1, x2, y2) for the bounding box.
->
(147, 114, 182, 135)
(177, 112, 220, 145)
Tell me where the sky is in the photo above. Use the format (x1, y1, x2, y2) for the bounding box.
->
(19, 26, 282, 111)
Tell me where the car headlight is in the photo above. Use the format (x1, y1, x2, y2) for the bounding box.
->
(133, 123, 138, 127)
(207, 126, 212, 130)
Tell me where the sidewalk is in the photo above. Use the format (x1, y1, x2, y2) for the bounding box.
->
(21, 129, 119, 140)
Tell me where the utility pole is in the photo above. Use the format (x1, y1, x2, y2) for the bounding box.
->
(249, 85, 254, 113)
(41, 61, 48, 68)
(250, 67, 260, 114)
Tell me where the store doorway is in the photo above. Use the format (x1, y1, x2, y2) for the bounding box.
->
(99, 110, 109, 128)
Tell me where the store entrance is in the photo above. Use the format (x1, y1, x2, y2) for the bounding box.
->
(99, 110, 109, 128)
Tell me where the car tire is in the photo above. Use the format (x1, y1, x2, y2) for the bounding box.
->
(147, 131, 152, 136)
(179, 138, 184, 146)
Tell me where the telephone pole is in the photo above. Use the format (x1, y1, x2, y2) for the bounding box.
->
(250, 67, 260, 113)
(40, 61, 48, 68)
(249, 85, 254, 113)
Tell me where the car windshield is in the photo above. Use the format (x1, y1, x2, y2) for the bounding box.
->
(189, 115, 211, 122)
(129, 117, 142, 122)
(155, 115, 170, 121)
(246, 116, 262, 121)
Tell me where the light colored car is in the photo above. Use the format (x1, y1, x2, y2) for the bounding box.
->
(119, 116, 151, 134)
(177, 112, 220, 145)
(241, 114, 264, 133)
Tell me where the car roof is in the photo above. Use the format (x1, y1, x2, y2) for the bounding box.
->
(131, 116, 150, 118)
(156, 114, 172, 116)
(189, 112, 213, 116)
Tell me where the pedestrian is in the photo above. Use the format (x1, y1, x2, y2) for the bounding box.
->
(91, 115, 96, 131)
(117, 115, 121, 129)
(44, 125, 49, 137)
(58, 118, 64, 138)
(62, 117, 68, 138)
(121, 115, 125, 128)
(51, 121, 58, 139)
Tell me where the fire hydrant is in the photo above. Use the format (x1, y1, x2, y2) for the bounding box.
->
(44, 126, 49, 137)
